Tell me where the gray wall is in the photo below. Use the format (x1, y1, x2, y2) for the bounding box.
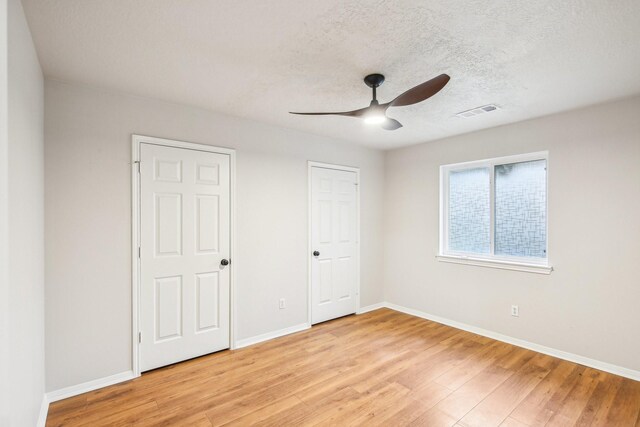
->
(384, 96, 640, 373)
(3, 0, 46, 424)
(44, 80, 386, 392)
(0, 0, 9, 421)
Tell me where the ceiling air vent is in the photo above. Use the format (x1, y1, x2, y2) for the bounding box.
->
(456, 104, 500, 118)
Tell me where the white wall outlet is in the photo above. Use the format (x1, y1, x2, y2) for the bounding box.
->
(511, 305, 519, 317)
(279, 298, 286, 309)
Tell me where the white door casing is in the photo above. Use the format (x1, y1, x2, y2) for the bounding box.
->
(139, 142, 231, 372)
(310, 164, 359, 325)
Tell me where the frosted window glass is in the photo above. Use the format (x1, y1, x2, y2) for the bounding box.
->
(495, 159, 547, 258)
(448, 167, 490, 254)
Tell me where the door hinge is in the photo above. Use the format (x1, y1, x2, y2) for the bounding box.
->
(138, 332, 141, 343)
(138, 246, 141, 258)
(134, 160, 140, 173)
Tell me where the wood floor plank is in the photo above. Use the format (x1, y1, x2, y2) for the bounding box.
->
(46, 308, 640, 427)
(416, 346, 532, 423)
(133, 408, 213, 427)
(218, 395, 304, 426)
(63, 400, 159, 427)
(310, 381, 410, 426)
(368, 381, 452, 426)
(590, 375, 640, 427)
(409, 406, 459, 427)
(45, 394, 88, 427)
(499, 416, 529, 427)
(259, 385, 359, 426)
(434, 340, 514, 390)
(550, 367, 607, 425)
(508, 359, 577, 426)
(458, 353, 555, 426)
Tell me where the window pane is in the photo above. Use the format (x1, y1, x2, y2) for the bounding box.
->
(495, 159, 546, 258)
(448, 167, 490, 254)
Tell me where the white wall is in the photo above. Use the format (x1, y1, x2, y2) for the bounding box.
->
(384, 96, 640, 373)
(3, 0, 46, 424)
(0, 0, 9, 423)
(44, 80, 385, 392)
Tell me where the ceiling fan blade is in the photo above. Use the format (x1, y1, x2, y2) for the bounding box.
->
(381, 118, 403, 130)
(389, 74, 450, 107)
(289, 106, 369, 117)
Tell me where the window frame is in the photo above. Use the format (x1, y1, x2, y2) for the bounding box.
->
(438, 151, 552, 274)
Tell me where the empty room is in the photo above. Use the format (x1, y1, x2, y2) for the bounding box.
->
(2, 0, 640, 426)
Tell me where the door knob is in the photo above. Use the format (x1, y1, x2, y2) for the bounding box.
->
(220, 259, 230, 266)
(313, 251, 320, 257)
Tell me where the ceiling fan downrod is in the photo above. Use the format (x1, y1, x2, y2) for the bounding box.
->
(364, 73, 385, 104)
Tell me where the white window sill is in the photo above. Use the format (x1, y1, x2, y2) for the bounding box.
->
(436, 254, 553, 275)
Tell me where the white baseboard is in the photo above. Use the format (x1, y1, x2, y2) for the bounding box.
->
(37, 394, 49, 427)
(46, 370, 136, 403)
(356, 302, 386, 314)
(383, 302, 640, 382)
(46, 322, 311, 402)
(42, 303, 639, 406)
(235, 322, 310, 349)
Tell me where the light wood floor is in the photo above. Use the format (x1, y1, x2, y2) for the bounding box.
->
(47, 308, 640, 426)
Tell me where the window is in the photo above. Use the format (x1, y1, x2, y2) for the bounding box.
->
(439, 152, 551, 274)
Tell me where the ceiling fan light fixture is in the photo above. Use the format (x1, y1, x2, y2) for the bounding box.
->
(364, 114, 386, 125)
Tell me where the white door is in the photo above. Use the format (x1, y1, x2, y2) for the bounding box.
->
(310, 166, 359, 324)
(140, 143, 230, 372)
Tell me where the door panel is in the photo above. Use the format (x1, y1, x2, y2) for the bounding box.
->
(140, 143, 230, 372)
(155, 193, 182, 256)
(318, 259, 333, 304)
(195, 195, 219, 254)
(155, 275, 182, 341)
(311, 166, 358, 324)
(336, 256, 353, 300)
(196, 272, 219, 331)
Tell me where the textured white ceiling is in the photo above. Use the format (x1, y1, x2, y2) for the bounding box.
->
(22, 0, 640, 149)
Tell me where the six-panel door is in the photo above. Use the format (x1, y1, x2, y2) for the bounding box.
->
(140, 143, 230, 371)
(311, 166, 358, 324)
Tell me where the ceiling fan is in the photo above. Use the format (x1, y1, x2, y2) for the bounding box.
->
(290, 73, 450, 130)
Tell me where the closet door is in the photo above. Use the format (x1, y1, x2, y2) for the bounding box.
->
(310, 166, 358, 324)
(139, 143, 230, 371)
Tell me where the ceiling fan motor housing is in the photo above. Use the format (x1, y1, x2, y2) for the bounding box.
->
(364, 74, 385, 88)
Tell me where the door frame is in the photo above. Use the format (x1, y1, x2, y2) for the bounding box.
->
(131, 134, 237, 377)
(307, 161, 361, 326)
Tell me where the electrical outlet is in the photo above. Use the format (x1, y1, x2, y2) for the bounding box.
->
(279, 298, 286, 309)
(511, 305, 519, 317)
